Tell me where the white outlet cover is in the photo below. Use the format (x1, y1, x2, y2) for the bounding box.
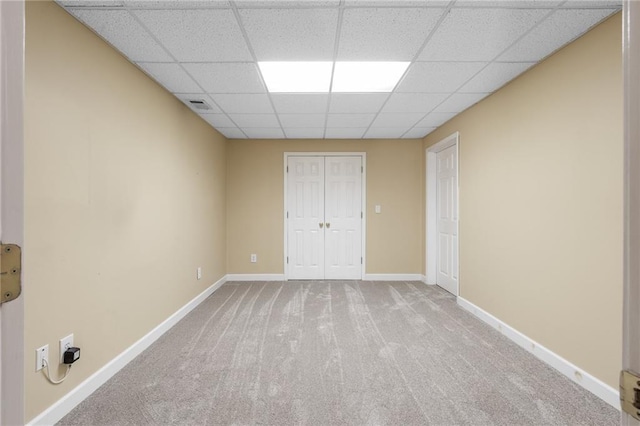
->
(60, 334, 74, 363)
(36, 345, 49, 371)
(197, 267, 202, 280)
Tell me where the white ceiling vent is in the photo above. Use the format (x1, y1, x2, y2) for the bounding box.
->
(187, 99, 212, 111)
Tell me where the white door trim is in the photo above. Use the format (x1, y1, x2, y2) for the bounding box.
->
(0, 1, 25, 424)
(284, 152, 366, 280)
(426, 132, 459, 294)
(622, 1, 640, 424)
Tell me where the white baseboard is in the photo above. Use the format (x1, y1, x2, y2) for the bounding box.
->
(28, 275, 228, 426)
(363, 274, 425, 281)
(226, 274, 285, 281)
(457, 297, 620, 409)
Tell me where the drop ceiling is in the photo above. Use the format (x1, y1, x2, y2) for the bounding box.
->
(58, 0, 621, 139)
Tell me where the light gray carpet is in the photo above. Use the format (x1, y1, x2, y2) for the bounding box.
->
(59, 281, 618, 425)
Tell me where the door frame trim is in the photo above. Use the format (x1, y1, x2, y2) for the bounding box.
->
(622, 1, 640, 424)
(426, 132, 459, 295)
(283, 152, 367, 281)
(0, 1, 25, 424)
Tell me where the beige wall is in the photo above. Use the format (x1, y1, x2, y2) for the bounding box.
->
(424, 14, 623, 388)
(24, 2, 227, 421)
(227, 140, 424, 275)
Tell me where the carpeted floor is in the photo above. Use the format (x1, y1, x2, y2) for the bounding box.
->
(59, 281, 618, 425)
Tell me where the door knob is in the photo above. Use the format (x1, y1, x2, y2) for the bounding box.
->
(319, 222, 324, 228)
(326, 222, 331, 228)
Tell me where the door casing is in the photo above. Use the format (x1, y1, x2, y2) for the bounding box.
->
(0, 1, 25, 424)
(426, 132, 460, 295)
(284, 152, 366, 281)
(622, 1, 640, 424)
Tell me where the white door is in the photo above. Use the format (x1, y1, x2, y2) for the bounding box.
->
(324, 157, 362, 280)
(287, 156, 362, 280)
(0, 1, 25, 424)
(623, 1, 640, 425)
(436, 145, 459, 295)
(287, 157, 325, 280)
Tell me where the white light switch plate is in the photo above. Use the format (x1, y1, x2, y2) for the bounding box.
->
(375, 205, 381, 214)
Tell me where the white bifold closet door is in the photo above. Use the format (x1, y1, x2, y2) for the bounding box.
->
(287, 156, 362, 280)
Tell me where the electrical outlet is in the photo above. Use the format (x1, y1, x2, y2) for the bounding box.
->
(197, 267, 202, 280)
(250, 254, 257, 263)
(36, 345, 48, 372)
(59, 334, 74, 363)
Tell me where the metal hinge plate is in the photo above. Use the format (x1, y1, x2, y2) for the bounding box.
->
(0, 244, 22, 304)
(620, 369, 640, 420)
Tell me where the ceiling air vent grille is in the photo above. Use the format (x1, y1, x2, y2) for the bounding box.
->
(187, 99, 212, 111)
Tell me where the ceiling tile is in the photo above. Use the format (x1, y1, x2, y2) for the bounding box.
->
(69, 10, 172, 62)
(228, 114, 280, 128)
(175, 94, 222, 113)
(326, 114, 375, 128)
(403, 127, 436, 138)
(210, 94, 274, 114)
(396, 62, 486, 93)
(60, 1, 124, 5)
(200, 113, 235, 128)
(454, 1, 562, 7)
(337, 8, 444, 60)
(416, 112, 456, 127)
(283, 128, 325, 138)
(371, 112, 424, 127)
(499, 9, 618, 62)
(138, 63, 202, 93)
(125, 0, 230, 8)
(216, 127, 247, 139)
(329, 94, 389, 114)
(433, 93, 488, 113)
(239, 9, 339, 60)
(132, 9, 252, 61)
(344, 0, 449, 6)
(418, 8, 549, 61)
(560, 1, 622, 8)
(236, 0, 339, 7)
(271, 94, 329, 114)
(325, 128, 367, 138)
(242, 128, 285, 138)
(459, 62, 534, 93)
(381, 93, 449, 113)
(279, 114, 326, 128)
(364, 127, 407, 138)
(182, 63, 265, 93)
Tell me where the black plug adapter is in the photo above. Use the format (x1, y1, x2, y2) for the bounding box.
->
(63, 347, 80, 364)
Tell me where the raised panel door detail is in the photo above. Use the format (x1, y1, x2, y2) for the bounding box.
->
(287, 157, 325, 280)
(324, 156, 362, 280)
(436, 145, 458, 294)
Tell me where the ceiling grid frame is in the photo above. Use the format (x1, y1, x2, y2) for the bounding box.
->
(59, 0, 622, 139)
(121, 2, 251, 138)
(400, 1, 567, 137)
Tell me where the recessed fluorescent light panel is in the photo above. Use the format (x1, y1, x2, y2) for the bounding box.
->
(332, 62, 409, 93)
(258, 62, 332, 93)
(258, 61, 410, 93)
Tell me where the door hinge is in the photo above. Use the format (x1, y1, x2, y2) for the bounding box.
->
(361, 211, 363, 219)
(286, 166, 289, 173)
(620, 369, 640, 421)
(287, 257, 289, 264)
(361, 166, 363, 173)
(287, 211, 289, 219)
(361, 257, 363, 264)
(0, 243, 22, 304)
